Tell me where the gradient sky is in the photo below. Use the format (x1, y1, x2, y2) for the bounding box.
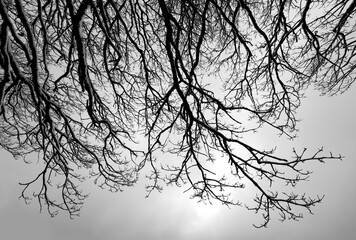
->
(1, 84, 355, 240)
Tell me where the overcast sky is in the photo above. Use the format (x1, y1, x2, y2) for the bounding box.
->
(1, 83, 356, 240)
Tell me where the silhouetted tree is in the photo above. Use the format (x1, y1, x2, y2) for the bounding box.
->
(0, 0, 354, 227)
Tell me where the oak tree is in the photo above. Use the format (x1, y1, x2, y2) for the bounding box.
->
(0, 0, 354, 227)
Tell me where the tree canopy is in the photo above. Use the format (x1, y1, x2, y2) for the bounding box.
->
(0, 0, 354, 227)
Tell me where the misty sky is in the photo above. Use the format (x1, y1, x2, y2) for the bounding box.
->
(1, 84, 356, 239)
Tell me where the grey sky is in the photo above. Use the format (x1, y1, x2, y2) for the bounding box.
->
(1, 85, 355, 240)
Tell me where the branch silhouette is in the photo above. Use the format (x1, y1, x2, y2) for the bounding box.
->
(0, 0, 352, 227)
